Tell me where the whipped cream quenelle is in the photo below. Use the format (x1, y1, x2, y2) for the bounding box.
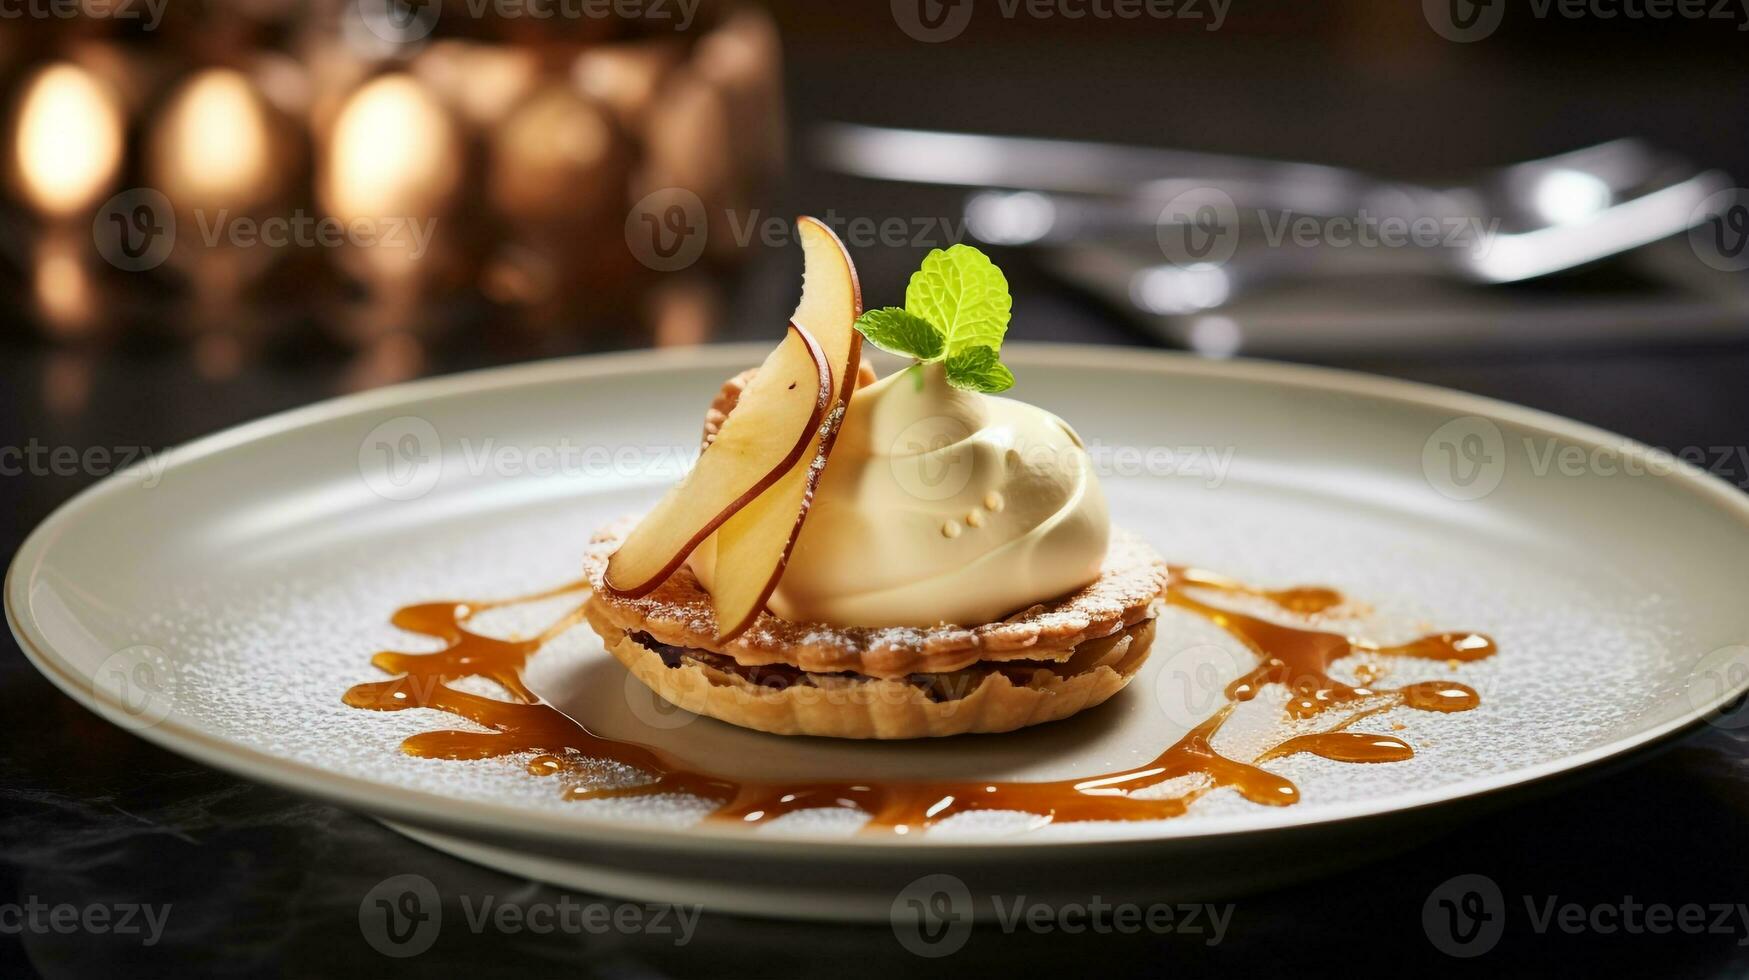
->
(690, 361, 1109, 628)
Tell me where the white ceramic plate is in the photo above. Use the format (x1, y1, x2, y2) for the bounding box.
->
(10, 344, 1749, 921)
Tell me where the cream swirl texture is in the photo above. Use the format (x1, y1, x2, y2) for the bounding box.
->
(690, 362, 1109, 628)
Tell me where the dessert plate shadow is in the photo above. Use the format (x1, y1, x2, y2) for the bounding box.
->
(10, 344, 1749, 921)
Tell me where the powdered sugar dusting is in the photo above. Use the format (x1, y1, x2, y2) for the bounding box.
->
(585, 518, 1167, 678)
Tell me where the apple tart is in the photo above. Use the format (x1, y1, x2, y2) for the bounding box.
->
(586, 218, 1167, 738)
(584, 519, 1165, 738)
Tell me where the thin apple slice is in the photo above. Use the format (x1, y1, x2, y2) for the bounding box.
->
(790, 217, 862, 399)
(709, 419, 835, 640)
(603, 322, 829, 598)
(711, 218, 862, 639)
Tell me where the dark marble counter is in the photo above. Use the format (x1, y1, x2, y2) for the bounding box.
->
(7, 12, 1749, 975)
(6, 313, 1749, 978)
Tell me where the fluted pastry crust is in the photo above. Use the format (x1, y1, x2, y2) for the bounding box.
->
(583, 519, 1166, 679)
(588, 601, 1155, 738)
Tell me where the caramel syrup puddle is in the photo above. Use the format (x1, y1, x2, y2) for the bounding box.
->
(343, 568, 1495, 833)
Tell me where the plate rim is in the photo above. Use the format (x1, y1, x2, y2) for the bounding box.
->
(10, 342, 1749, 858)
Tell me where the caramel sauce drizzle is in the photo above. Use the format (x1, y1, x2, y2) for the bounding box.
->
(344, 567, 1496, 833)
(1164, 566, 1494, 719)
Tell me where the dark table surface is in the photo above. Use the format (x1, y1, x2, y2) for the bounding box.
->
(7, 13, 1749, 979)
(6, 276, 1749, 979)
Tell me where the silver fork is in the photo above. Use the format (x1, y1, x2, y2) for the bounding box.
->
(814, 124, 1732, 300)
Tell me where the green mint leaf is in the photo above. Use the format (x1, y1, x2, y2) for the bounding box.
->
(904, 245, 1011, 357)
(944, 345, 1015, 393)
(852, 307, 945, 360)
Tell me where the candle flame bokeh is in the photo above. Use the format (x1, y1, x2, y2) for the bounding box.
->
(322, 73, 460, 226)
(151, 69, 278, 213)
(12, 63, 125, 218)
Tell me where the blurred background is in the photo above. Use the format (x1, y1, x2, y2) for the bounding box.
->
(4, 3, 1749, 975)
(1, 0, 1745, 399)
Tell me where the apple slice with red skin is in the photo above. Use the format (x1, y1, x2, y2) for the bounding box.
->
(603, 321, 830, 598)
(710, 218, 863, 640)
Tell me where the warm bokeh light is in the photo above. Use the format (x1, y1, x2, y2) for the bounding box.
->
(321, 74, 459, 224)
(12, 63, 125, 218)
(0, 7, 783, 344)
(151, 69, 277, 211)
(572, 42, 677, 127)
(414, 41, 538, 128)
(490, 85, 621, 222)
(33, 232, 95, 335)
